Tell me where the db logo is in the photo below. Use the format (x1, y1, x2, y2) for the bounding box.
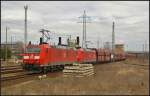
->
(30, 54, 34, 59)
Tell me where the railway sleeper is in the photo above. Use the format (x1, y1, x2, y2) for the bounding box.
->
(41, 65, 64, 73)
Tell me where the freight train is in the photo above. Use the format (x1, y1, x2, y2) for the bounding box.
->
(22, 36, 126, 73)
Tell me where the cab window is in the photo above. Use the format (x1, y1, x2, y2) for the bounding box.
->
(26, 48, 40, 53)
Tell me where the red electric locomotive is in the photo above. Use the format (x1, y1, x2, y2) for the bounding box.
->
(21, 29, 126, 73)
(22, 36, 97, 73)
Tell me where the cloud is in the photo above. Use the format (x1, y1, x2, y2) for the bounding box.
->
(1, 1, 149, 51)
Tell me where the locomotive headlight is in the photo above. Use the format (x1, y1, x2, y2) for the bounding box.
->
(34, 56, 40, 59)
(24, 56, 29, 59)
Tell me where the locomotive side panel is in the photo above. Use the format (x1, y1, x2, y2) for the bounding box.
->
(77, 48, 84, 63)
(47, 48, 62, 65)
(68, 48, 77, 63)
(81, 49, 96, 63)
(83, 50, 88, 63)
(48, 48, 77, 65)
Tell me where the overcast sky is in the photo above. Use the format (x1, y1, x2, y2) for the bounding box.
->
(1, 1, 149, 51)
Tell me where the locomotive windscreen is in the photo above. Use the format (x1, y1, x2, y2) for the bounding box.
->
(26, 48, 40, 53)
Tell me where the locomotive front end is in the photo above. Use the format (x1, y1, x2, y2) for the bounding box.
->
(22, 45, 41, 71)
(23, 47, 40, 64)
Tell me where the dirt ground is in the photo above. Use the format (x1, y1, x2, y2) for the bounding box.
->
(1, 58, 149, 95)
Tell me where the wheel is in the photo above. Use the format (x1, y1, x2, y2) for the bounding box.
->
(43, 66, 48, 74)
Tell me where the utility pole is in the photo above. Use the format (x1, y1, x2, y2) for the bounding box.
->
(11, 36, 13, 49)
(78, 10, 91, 48)
(112, 21, 115, 62)
(5, 27, 8, 63)
(82, 11, 85, 48)
(84, 11, 87, 48)
(126, 44, 128, 52)
(145, 41, 147, 58)
(99, 36, 102, 48)
(142, 43, 145, 61)
(24, 5, 28, 53)
(97, 37, 99, 49)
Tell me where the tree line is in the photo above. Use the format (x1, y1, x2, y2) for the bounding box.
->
(0, 48, 12, 60)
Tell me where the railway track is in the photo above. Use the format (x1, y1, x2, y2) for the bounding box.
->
(1, 64, 63, 82)
(1, 65, 21, 70)
(1, 65, 21, 68)
(1, 65, 22, 74)
(1, 65, 35, 81)
(1, 69, 23, 74)
(1, 72, 34, 81)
